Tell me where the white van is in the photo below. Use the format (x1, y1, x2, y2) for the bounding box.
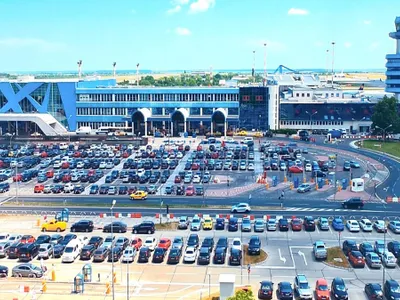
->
(61, 240, 81, 263)
(59, 143, 68, 150)
(76, 126, 92, 135)
(242, 137, 254, 144)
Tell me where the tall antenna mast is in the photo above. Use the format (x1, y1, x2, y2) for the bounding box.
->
(252, 50, 256, 83)
(263, 43, 267, 86)
(112, 62, 116, 78)
(77, 60, 82, 79)
(136, 63, 140, 86)
(331, 42, 335, 88)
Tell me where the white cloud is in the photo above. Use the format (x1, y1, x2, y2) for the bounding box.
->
(172, 0, 189, 4)
(175, 27, 191, 36)
(369, 42, 379, 50)
(167, 5, 181, 14)
(288, 8, 309, 15)
(363, 20, 371, 25)
(189, 0, 215, 14)
(344, 42, 352, 48)
(0, 38, 66, 52)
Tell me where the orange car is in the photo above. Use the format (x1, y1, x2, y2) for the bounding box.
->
(315, 278, 330, 300)
(34, 184, 44, 193)
(46, 170, 54, 178)
(291, 218, 302, 231)
(131, 237, 142, 250)
(21, 235, 36, 244)
(348, 250, 365, 268)
(158, 238, 171, 250)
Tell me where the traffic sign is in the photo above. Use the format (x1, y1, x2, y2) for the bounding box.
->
(247, 264, 251, 273)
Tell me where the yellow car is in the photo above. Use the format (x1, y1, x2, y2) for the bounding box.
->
(254, 132, 263, 138)
(130, 190, 148, 200)
(237, 130, 248, 136)
(41, 219, 67, 232)
(203, 217, 213, 230)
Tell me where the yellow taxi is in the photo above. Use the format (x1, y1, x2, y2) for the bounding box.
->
(203, 216, 213, 230)
(130, 190, 148, 200)
(41, 219, 67, 232)
(254, 131, 263, 138)
(237, 130, 248, 136)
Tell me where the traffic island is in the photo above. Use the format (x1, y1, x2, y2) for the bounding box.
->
(243, 245, 268, 265)
(324, 247, 350, 269)
(155, 222, 178, 230)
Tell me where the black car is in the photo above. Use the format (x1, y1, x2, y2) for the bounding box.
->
(103, 222, 128, 233)
(88, 236, 104, 248)
(359, 242, 374, 257)
(0, 265, 8, 278)
(70, 220, 94, 232)
(151, 247, 165, 263)
(216, 237, 228, 253)
(7, 242, 24, 259)
(35, 234, 51, 245)
(303, 216, 316, 231)
(331, 277, 349, 300)
(167, 248, 182, 264)
(18, 243, 39, 262)
(50, 234, 64, 245)
(93, 247, 110, 262)
(138, 247, 151, 263)
(228, 218, 239, 232)
(187, 234, 199, 249)
(73, 185, 85, 194)
(279, 219, 289, 231)
(384, 280, 400, 300)
(213, 247, 226, 264)
(107, 247, 124, 262)
(248, 236, 261, 255)
(201, 237, 214, 252)
(197, 247, 211, 265)
(277, 282, 293, 300)
(80, 245, 96, 260)
(176, 186, 185, 195)
(132, 221, 155, 234)
(195, 186, 204, 196)
(215, 218, 225, 230)
(388, 241, 400, 258)
(229, 248, 242, 266)
(342, 240, 358, 255)
(118, 186, 128, 195)
(258, 280, 273, 300)
(342, 197, 364, 209)
(364, 283, 383, 300)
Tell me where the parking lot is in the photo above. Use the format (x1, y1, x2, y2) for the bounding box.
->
(0, 137, 370, 203)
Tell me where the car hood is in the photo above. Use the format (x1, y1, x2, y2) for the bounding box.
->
(298, 288, 312, 295)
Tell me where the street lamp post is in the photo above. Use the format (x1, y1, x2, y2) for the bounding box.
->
(110, 199, 116, 300)
(10, 134, 19, 205)
(305, 111, 318, 132)
(375, 124, 392, 143)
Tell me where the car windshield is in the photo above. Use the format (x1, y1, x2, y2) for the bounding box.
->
(299, 283, 309, 289)
(391, 286, 400, 293)
(233, 241, 240, 245)
(65, 247, 73, 253)
(105, 238, 113, 243)
(262, 284, 271, 290)
(335, 284, 346, 291)
(318, 284, 328, 291)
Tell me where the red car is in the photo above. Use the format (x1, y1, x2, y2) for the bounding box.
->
(122, 152, 129, 158)
(178, 145, 184, 151)
(289, 166, 303, 173)
(211, 152, 219, 159)
(291, 218, 302, 231)
(348, 250, 365, 268)
(46, 170, 54, 178)
(40, 152, 48, 158)
(197, 145, 202, 151)
(186, 185, 195, 196)
(61, 162, 69, 169)
(21, 235, 36, 244)
(131, 237, 142, 250)
(73, 151, 81, 158)
(13, 174, 22, 182)
(158, 238, 171, 250)
(62, 174, 71, 183)
(191, 163, 199, 170)
(174, 176, 181, 183)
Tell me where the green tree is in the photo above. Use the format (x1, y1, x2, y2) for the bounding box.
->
(227, 289, 256, 300)
(371, 96, 400, 134)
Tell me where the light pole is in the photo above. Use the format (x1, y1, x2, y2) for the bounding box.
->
(66, 114, 72, 143)
(110, 199, 116, 300)
(10, 134, 19, 205)
(252, 50, 256, 83)
(305, 111, 318, 132)
(331, 41, 335, 88)
(207, 273, 211, 298)
(375, 124, 392, 143)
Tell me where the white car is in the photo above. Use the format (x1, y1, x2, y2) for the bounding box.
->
(76, 161, 84, 169)
(295, 153, 302, 159)
(106, 161, 114, 168)
(346, 220, 360, 232)
(64, 183, 74, 193)
(144, 237, 157, 251)
(176, 152, 183, 159)
(231, 238, 242, 251)
(137, 168, 145, 177)
(382, 252, 397, 268)
(247, 163, 255, 171)
(305, 164, 312, 172)
(8, 234, 22, 243)
(99, 162, 107, 169)
(183, 246, 198, 263)
(53, 161, 62, 168)
(359, 218, 373, 232)
(0, 233, 9, 242)
(191, 216, 202, 231)
(192, 175, 201, 184)
(230, 203, 251, 213)
(121, 247, 137, 263)
(267, 219, 277, 231)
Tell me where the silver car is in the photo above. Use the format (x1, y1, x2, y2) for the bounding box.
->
(12, 264, 43, 278)
(254, 219, 265, 232)
(267, 219, 277, 231)
(102, 236, 115, 249)
(121, 246, 137, 263)
(241, 217, 252, 232)
(172, 237, 184, 250)
(38, 243, 53, 259)
(8, 234, 22, 244)
(365, 252, 382, 269)
(0, 242, 11, 257)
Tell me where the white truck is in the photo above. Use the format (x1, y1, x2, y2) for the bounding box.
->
(76, 126, 92, 135)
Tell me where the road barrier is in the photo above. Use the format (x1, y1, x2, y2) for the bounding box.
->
(387, 196, 399, 203)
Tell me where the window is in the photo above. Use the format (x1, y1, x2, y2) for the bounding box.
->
(255, 95, 263, 101)
(306, 93, 310, 97)
(203, 108, 213, 115)
(296, 93, 299, 97)
(336, 93, 340, 97)
(242, 95, 250, 101)
(190, 108, 200, 115)
(301, 93, 305, 97)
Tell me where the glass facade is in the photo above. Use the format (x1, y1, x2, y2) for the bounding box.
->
(238, 87, 269, 130)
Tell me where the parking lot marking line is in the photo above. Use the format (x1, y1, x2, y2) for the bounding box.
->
(253, 265, 295, 270)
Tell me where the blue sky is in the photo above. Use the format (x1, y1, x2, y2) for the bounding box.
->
(0, 0, 398, 72)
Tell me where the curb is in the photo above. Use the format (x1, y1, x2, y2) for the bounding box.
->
(322, 261, 351, 271)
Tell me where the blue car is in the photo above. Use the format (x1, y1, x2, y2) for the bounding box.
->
(332, 218, 345, 231)
(90, 185, 99, 194)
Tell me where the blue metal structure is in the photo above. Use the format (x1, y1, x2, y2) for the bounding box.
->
(385, 16, 400, 100)
(273, 65, 298, 74)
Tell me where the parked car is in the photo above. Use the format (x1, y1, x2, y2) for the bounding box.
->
(384, 280, 400, 300)
(70, 220, 94, 232)
(12, 263, 43, 278)
(331, 277, 349, 300)
(332, 218, 344, 231)
(132, 221, 155, 234)
(277, 282, 293, 300)
(341, 197, 364, 209)
(365, 252, 382, 269)
(364, 283, 383, 300)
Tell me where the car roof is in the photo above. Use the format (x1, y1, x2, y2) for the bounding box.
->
(317, 278, 328, 285)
